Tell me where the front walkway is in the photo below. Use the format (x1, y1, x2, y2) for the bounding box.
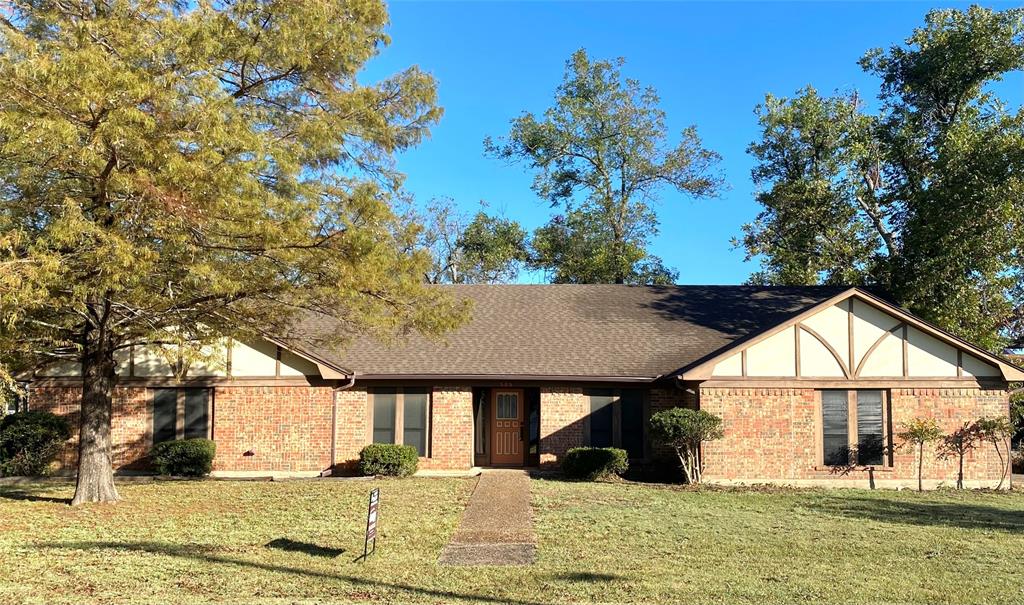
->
(438, 469, 537, 565)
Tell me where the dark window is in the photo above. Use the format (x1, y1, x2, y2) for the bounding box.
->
(372, 388, 397, 444)
(589, 390, 614, 448)
(821, 390, 849, 466)
(183, 389, 209, 439)
(152, 389, 178, 445)
(856, 390, 885, 466)
(370, 388, 430, 455)
(620, 390, 645, 459)
(402, 389, 429, 456)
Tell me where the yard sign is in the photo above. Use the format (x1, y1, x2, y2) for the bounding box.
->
(363, 487, 379, 560)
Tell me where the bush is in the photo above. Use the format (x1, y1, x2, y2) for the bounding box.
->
(562, 447, 629, 481)
(1013, 450, 1024, 475)
(649, 408, 724, 484)
(151, 439, 216, 477)
(0, 411, 72, 476)
(359, 444, 418, 477)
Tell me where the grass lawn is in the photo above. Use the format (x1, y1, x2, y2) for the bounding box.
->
(0, 477, 1022, 604)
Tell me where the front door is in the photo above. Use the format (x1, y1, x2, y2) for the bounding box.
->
(491, 389, 524, 466)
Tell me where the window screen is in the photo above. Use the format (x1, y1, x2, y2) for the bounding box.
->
(856, 390, 885, 465)
(372, 389, 397, 444)
(822, 390, 849, 466)
(152, 389, 178, 445)
(620, 390, 644, 459)
(402, 389, 429, 456)
(589, 390, 614, 448)
(183, 389, 209, 440)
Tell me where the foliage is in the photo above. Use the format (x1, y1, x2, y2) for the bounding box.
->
(897, 417, 944, 492)
(0, 411, 72, 476)
(741, 6, 1024, 349)
(561, 447, 629, 481)
(150, 439, 216, 477)
(358, 443, 419, 477)
(649, 408, 724, 484)
(486, 49, 722, 284)
(418, 198, 529, 284)
(974, 415, 1015, 489)
(0, 1, 467, 503)
(937, 422, 982, 489)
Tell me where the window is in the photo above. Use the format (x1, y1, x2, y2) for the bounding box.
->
(585, 389, 648, 459)
(153, 388, 211, 445)
(369, 388, 431, 457)
(820, 389, 889, 467)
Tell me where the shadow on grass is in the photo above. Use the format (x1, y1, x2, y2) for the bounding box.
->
(549, 571, 621, 582)
(265, 538, 345, 558)
(818, 496, 1024, 533)
(35, 540, 548, 605)
(0, 489, 71, 505)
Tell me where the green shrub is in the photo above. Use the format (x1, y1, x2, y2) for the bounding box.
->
(562, 447, 629, 481)
(649, 408, 724, 484)
(151, 439, 216, 477)
(359, 443, 418, 477)
(0, 411, 72, 476)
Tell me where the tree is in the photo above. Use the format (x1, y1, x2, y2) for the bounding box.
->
(418, 199, 528, 284)
(649, 408, 724, 484)
(486, 49, 723, 285)
(896, 417, 944, 492)
(937, 422, 982, 489)
(741, 6, 1024, 350)
(0, 1, 467, 504)
(974, 415, 1014, 490)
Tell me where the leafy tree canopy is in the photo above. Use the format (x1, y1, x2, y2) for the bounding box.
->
(741, 6, 1024, 350)
(487, 49, 723, 285)
(418, 198, 528, 284)
(0, 0, 466, 503)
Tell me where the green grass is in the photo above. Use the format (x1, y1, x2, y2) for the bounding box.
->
(1, 478, 1022, 604)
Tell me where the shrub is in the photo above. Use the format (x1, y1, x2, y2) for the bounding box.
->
(0, 411, 72, 476)
(359, 444, 418, 477)
(562, 447, 629, 480)
(151, 439, 216, 477)
(649, 408, 724, 484)
(1013, 450, 1024, 475)
(896, 417, 943, 492)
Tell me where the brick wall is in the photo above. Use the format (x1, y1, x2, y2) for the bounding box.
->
(28, 386, 150, 473)
(422, 387, 473, 470)
(212, 385, 334, 473)
(333, 387, 368, 471)
(700, 386, 1010, 487)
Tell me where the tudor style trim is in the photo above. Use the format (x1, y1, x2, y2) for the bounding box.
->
(678, 288, 1024, 382)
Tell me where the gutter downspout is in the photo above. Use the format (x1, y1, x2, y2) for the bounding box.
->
(323, 375, 356, 477)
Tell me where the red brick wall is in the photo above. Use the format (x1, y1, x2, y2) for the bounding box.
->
(700, 386, 1010, 487)
(212, 385, 334, 473)
(538, 387, 586, 467)
(28, 386, 150, 473)
(421, 387, 473, 470)
(333, 387, 368, 471)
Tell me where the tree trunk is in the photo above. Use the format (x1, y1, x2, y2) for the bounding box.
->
(71, 325, 121, 505)
(917, 444, 924, 492)
(957, 454, 964, 490)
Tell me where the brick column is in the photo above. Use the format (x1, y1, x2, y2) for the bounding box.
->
(539, 386, 587, 468)
(425, 386, 474, 470)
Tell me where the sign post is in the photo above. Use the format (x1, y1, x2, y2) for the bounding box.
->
(362, 487, 379, 561)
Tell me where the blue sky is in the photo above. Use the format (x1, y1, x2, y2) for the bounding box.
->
(363, 1, 1023, 284)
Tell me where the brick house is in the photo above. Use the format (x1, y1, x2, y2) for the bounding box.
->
(26, 285, 1023, 488)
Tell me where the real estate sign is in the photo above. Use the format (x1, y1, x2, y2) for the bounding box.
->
(363, 488, 379, 560)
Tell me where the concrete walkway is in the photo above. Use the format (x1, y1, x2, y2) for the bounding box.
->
(438, 469, 537, 566)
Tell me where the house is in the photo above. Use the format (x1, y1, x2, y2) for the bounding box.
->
(26, 285, 1021, 488)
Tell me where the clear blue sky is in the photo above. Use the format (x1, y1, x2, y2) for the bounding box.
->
(363, 1, 1023, 284)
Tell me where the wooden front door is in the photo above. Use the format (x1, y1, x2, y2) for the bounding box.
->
(491, 389, 524, 466)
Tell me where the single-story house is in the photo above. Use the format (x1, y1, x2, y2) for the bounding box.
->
(26, 285, 1022, 488)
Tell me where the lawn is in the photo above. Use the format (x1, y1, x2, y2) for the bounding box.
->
(0, 477, 1022, 604)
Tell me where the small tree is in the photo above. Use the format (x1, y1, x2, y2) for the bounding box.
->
(897, 417, 943, 492)
(974, 416, 1014, 490)
(649, 408, 724, 484)
(937, 422, 982, 490)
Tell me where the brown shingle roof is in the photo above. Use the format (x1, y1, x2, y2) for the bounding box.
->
(287, 285, 854, 380)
